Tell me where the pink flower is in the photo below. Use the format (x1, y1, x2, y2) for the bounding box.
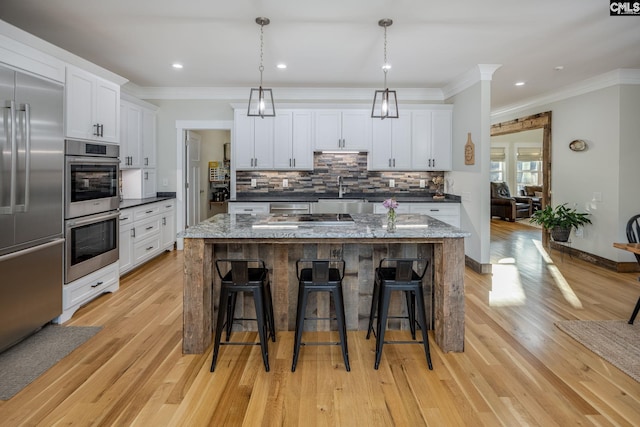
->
(382, 198, 398, 210)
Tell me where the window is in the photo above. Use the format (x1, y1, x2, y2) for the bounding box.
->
(490, 147, 506, 182)
(516, 147, 542, 194)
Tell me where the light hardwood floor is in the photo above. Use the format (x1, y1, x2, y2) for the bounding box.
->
(1, 220, 640, 426)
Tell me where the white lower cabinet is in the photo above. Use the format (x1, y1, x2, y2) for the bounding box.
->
(373, 202, 460, 227)
(228, 202, 270, 214)
(119, 199, 176, 275)
(58, 261, 120, 323)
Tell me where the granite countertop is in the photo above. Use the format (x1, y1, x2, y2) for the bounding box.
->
(180, 213, 470, 239)
(232, 192, 461, 203)
(120, 196, 175, 210)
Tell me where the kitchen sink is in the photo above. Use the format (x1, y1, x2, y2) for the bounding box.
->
(311, 198, 373, 214)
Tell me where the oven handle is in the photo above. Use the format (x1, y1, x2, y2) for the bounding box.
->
(66, 210, 121, 227)
(66, 156, 120, 165)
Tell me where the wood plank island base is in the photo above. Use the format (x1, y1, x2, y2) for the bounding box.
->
(181, 213, 470, 355)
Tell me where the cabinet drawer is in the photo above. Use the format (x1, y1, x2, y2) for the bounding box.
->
(119, 208, 134, 227)
(63, 262, 119, 308)
(410, 204, 459, 216)
(133, 235, 161, 264)
(160, 200, 175, 213)
(134, 216, 161, 241)
(228, 202, 270, 214)
(133, 203, 161, 221)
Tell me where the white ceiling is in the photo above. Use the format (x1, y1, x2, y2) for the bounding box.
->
(1, 0, 639, 109)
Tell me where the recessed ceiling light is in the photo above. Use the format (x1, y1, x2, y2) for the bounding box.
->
(554, 65, 564, 71)
(515, 81, 525, 86)
(276, 63, 287, 69)
(172, 63, 183, 69)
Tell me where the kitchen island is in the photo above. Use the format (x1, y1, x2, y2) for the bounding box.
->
(181, 213, 470, 354)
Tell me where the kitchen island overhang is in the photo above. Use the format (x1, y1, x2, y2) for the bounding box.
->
(181, 213, 470, 354)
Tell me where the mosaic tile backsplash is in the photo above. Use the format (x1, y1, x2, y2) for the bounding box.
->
(236, 152, 447, 195)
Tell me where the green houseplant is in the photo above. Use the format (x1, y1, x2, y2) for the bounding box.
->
(530, 203, 592, 242)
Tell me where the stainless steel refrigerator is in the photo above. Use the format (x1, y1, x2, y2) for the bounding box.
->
(0, 63, 64, 353)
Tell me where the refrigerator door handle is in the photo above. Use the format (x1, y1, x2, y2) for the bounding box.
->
(17, 103, 31, 213)
(1, 100, 17, 215)
(0, 238, 64, 262)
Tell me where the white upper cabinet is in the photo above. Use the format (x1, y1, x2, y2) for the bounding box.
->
(120, 100, 142, 168)
(234, 109, 274, 170)
(411, 108, 453, 171)
(314, 110, 372, 151)
(273, 110, 313, 170)
(142, 108, 157, 168)
(65, 65, 119, 143)
(120, 98, 157, 169)
(370, 114, 412, 170)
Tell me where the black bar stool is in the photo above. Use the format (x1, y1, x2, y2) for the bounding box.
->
(292, 259, 350, 372)
(366, 258, 432, 370)
(210, 259, 276, 372)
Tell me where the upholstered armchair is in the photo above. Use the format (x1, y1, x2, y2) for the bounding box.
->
(490, 182, 533, 221)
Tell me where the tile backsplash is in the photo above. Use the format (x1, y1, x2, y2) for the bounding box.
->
(236, 152, 446, 195)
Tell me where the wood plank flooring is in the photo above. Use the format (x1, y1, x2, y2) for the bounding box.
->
(1, 219, 640, 426)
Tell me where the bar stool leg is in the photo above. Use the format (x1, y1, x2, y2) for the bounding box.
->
(291, 286, 310, 372)
(225, 292, 238, 341)
(405, 290, 416, 340)
(252, 288, 270, 372)
(264, 281, 276, 342)
(332, 286, 350, 371)
(211, 287, 230, 372)
(366, 276, 380, 340)
(415, 286, 433, 370)
(374, 285, 392, 370)
(629, 296, 640, 324)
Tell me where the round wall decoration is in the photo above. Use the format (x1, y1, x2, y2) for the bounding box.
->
(569, 139, 587, 151)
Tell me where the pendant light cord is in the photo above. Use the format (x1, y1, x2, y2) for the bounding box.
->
(259, 22, 265, 87)
(383, 24, 388, 89)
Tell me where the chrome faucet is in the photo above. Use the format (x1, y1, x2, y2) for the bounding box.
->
(338, 176, 345, 198)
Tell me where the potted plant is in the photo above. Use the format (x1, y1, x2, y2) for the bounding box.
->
(530, 203, 592, 242)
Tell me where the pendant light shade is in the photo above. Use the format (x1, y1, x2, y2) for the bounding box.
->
(248, 17, 275, 118)
(371, 19, 398, 119)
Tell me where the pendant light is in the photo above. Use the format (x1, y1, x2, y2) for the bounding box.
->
(371, 19, 398, 119)
(248, 17, 275, 118)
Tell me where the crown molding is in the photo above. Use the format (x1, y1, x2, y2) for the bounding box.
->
(130, 85, 444, 102)
(442, 64, 502, 100)
(491, 68, 640, 119)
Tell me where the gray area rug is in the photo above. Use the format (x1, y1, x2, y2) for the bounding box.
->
(0, 324, 101, 400)
(556, 320, 640, 382)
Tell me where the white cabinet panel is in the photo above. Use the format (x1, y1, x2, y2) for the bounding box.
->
(370, 114, 412, 170)
(411, 109, 452, 171)
(65, 65, 119, 143)
(314, 110, 371, 151)
(119, 200, 175, 275)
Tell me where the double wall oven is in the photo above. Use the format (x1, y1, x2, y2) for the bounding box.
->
(64, 139, 120, 283)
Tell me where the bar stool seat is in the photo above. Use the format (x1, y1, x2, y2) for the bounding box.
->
(366, 258, 433, 370)
(210, 259, 275, 372)
(292, 259, 350, 372)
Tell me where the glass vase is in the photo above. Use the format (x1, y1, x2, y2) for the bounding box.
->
(387, 208, 396, 232)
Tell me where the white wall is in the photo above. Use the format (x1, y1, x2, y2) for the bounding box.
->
(150, 99, 235, 194)
(447, 80, 493, 266)
(492, 85, 640, 263)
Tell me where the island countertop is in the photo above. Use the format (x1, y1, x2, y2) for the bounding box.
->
(180, 213, 470, 240)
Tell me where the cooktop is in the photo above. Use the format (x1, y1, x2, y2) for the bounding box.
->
(265, 213, 354, 225)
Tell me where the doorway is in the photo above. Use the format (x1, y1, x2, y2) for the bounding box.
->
(491, 111, 552, 246)
(185, 130, 201, 227)
(175, 120, 233, 250)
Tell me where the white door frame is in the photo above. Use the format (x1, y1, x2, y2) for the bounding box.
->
(175, 120, 233, 249)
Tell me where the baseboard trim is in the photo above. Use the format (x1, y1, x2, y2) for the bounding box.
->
(549, 242, 640, 272)
(465, 256, 492, 274)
